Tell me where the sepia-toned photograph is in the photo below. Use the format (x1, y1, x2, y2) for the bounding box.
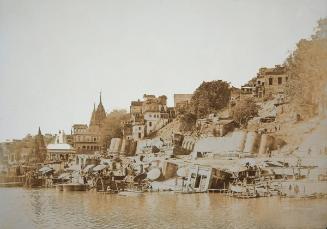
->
(0, 0, 327, 228)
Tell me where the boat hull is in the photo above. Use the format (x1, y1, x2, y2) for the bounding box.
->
(118, 191, 144, 196)
(62, 183, 88, 191)
(56, 184, 64, 191)
(0, 182, 24, 187)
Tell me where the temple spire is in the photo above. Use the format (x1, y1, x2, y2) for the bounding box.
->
(90, 103, 96, 126)
(90, 92, 106, 127)
(38, 127, 42, 135)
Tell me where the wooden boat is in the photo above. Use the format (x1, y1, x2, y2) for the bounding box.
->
(180, 190, 205, 194)
(0, 182, 24, 187)
(118, 190, 144, 196)
(0, 175, 25, 187)
(56, 184, 64, 191)
(230, 184, 247, 193)
(98, 189, 119, 194)
(229, 184, 259, 198)
(281, 193, 316, 199)
(62, 183, 88, 191)
(24, 176, 44, 188)
(235, 193, 258, 199)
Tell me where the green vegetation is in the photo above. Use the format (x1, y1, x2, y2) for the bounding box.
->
(191, 80, 231, 118)
(231, 98, 259, 127)
(285, 18, 327, 118)
(179, 112, 197, 131)
(179, 80, 231, 131)
(100, 109, 130, 146)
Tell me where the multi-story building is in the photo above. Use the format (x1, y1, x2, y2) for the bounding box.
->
(142, 94, 168, 113)
(144, 111, 169, 135)
(72, 124, 99, 153)
(241, 65, 289, 101)
(125, 94, 170, 140)
(255, 65, 289, 99)
(130, 100, 143, 116)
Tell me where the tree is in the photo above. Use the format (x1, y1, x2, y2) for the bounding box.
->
(100, 109, 130, 148)
(312, 18, 327, 40)
(179, 112, 197, 131)
(190, 80, 231, 118)
(285, 18, 327, 118)
(231, 98, 259, 127)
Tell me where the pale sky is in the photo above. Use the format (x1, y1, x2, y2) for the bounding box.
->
(0, 0, 327, 141)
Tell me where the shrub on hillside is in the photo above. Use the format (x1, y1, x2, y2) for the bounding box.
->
(190, 80, 231, 118)
(231, 98, 259, 127)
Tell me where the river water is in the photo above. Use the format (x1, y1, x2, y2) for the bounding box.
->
(0, 188, 326, 229)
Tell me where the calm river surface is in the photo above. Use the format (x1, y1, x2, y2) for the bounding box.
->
(0, 188, 326, 229)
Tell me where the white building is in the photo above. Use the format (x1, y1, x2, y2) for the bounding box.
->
(126, 94, 170, 140)
(47, 130, 75, 161)
(144, 111, 169, 135)
(132, 124, 145, 140)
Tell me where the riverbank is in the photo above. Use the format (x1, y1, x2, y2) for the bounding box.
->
(0, 187, 326, 229)
(2, 153, 327, 199)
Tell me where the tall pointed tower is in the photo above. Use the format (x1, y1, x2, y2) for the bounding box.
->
(89, 103, 96, 126)
(31, 127, 47, 163)
(95, 92, 107, 126)
(89, 92, 107, 128)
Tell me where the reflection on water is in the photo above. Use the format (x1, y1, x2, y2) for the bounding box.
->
(0, 188, 326, 229)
